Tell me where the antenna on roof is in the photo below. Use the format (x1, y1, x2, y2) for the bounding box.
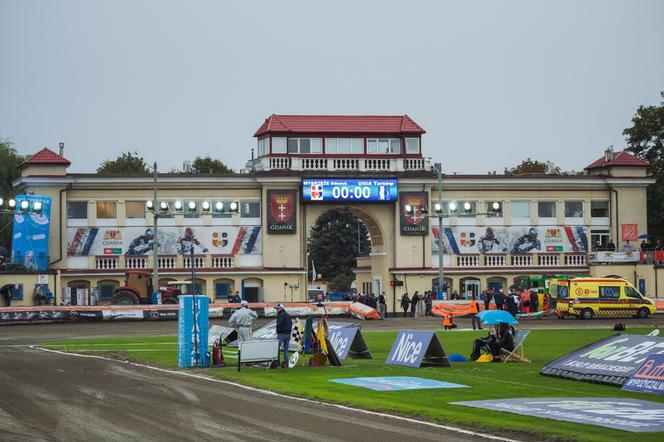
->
(59, 142, 64, 157)
(604, 145, 615, 162)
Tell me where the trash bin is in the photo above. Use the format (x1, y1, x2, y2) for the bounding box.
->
(151, 291, 162, 305)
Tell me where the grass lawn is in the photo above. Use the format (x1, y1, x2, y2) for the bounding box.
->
(43, 327, 664, 441)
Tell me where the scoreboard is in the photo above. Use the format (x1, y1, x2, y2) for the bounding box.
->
(302, 179, 398, 202)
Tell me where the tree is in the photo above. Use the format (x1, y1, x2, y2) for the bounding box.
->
(307, 210, 371, 281)
(97, 151, 150, 175)
(624, 91, 664, 240)
(0, 138, 27, 248)
(505, 158, 558, 175)
(191, 156, 233, 174)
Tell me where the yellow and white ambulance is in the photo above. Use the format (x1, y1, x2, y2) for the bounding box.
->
(551, 278, 656, 320)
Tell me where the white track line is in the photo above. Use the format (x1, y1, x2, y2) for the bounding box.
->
(33, 346, 516, 442)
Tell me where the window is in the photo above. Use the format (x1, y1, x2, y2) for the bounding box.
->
(241, 201, 260, 218)
(272, 137, 287, 154)
(564, 201, 583, 218)
(67, 201, 88, 219)
(511, 201, 530, 218)
(257, 137, 269, 156)
(98, 281, 118, 300)
(485, 201, 503, 217)
(625, 286, 642, 299)
(367, 138, 401, 154)
(287, 138, 322, 154)
(591, 230, 610, 251)
(599, 286, 621, 299)
(591, 200, 609, 217)
(405, 138, 420, 154)
(96, 201, 117, 219)
(10, 284, 23, 301)
(125, 201, 145, 219)
(325, 138, 364, 154)
(538, 201, 556, 218)
(215, 282, 231, 300)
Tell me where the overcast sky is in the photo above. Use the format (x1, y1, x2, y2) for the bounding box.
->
(1, 0, 663, 174)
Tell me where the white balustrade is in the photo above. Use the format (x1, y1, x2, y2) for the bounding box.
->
(332, 158, 359, 170)
(95, 256, 119, 270)
(404, 159, 426, 170)
(364, 158, 392, 171)
(538, 254, 560, 266)
(565, 254, 587, 266)
(458, 255, 480, 267)
(158, 256, 177, 269)
(184, 256, 206, 269)
(301, 158, 328, 170)
(125, 256, 147, 269)
(511, 254, 533, 266)
(211, 256, 234, 268)
(485, 255, 506, 267)
(269, 157, 291, 169)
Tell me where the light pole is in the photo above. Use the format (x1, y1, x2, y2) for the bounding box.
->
(151, 162, 159, 293)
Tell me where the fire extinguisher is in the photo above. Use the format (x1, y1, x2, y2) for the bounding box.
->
(213, 339, 223, 367)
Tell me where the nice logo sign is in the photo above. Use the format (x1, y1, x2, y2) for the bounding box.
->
(386, 331, 450, 368)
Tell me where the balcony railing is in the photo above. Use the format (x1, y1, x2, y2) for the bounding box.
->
(449, 253, 589, 268)
(211, 255, 234, 268)
(249, 156, 431, 172)
(183, 255, 206, 269)
(95, 256, 119, 270)
(125, 256, 148, 269)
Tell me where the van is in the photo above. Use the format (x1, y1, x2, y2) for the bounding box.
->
(551, 278, 656, 320)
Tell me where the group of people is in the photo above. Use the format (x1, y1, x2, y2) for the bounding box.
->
(399, 290, 436, 317)
(228, 300, 293, 368)
(481, 287, 546, 316)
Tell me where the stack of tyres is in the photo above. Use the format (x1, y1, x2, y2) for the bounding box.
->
(177, 295, 210, 368)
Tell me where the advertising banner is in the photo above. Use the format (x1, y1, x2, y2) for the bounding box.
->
(540, 334, 664, 386)
(328, 325, 372, 359)
(11, 195, 52, 271)
(432, 225, 588, 254)
(177, 295, 210, 368)
(266, 190, 297, 234)
(622, 223, 639, 241)
(399, 192, 429, 236)
(593, 251, 638, 263)
(67, 225, 261, 256)
(622, 354, 664, 395)
(385, 330, 450, 368)
(452, 398, 664, 433)
(330, 376, 468, 391)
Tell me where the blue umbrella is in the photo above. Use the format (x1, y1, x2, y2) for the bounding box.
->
(476, 310, 519, 325)
(638, 234, 654, 239)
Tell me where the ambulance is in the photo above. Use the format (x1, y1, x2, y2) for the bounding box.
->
(550, 277, 656, 320)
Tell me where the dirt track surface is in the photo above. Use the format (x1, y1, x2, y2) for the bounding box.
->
(1, 323, 494, 442)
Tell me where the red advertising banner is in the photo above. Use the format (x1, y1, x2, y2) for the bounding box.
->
(622, 224, 638, 241)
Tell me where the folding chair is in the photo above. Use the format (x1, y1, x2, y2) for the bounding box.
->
(500, 329, 531, 363)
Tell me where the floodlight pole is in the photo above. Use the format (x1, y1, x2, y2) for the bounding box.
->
(435, 163, 444, 299)
(152, 162, 159, 293)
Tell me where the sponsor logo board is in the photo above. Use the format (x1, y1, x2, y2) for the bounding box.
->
(330, 376, 468, 391)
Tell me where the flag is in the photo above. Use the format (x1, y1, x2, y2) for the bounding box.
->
(311, 260, 317, 281)
(316, 320, 328, 354)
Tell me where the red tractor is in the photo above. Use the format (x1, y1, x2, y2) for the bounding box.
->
(111, 270, 182, 305)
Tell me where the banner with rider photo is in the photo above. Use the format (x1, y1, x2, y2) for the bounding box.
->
(431, 225, 588, 254)
(66, 225, 261, 256)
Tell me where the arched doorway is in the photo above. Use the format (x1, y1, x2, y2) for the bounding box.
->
(432, 277, 453, 299)
(487, 277, 507, 294)
(97, 279, 120, 303)
(512, 276, 529, 291)
(213, 278, 234, 301)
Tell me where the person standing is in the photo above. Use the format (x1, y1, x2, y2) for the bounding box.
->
(378, 291, 387, 319)
(494, 289, 505, 311)
(410, 291, 420, 317)
(530, 290, 539, 313)
(401, 293, 410, 317)
(275, 303, 292, 368)
(469, 295, 482, 330)
(483, 289, 492, 311)
(232, 290, 242, 303)
(424, 291, 433, 317)
(229, 300, 258, 342)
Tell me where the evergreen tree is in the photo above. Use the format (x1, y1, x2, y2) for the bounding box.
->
(307, 210, 371, 280)
(97, 151, 149, 175)
(0, 138, 26, 249)
(192, 156, 233, 174)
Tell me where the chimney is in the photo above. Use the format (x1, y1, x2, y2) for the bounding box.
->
(59, 142, 64, 157)
(604, 146, 614, 162)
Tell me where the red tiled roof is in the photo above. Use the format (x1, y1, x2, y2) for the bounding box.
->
(584, 150, 648, 170)
(253, 114, 425, 136)
(19, 147, 71, 168)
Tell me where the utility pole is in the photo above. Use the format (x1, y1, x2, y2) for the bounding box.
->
(152, 162, 159, 293)
(435, 162, 444, 299)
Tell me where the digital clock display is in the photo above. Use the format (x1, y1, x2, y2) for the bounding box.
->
(302, 179, 398, 202)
